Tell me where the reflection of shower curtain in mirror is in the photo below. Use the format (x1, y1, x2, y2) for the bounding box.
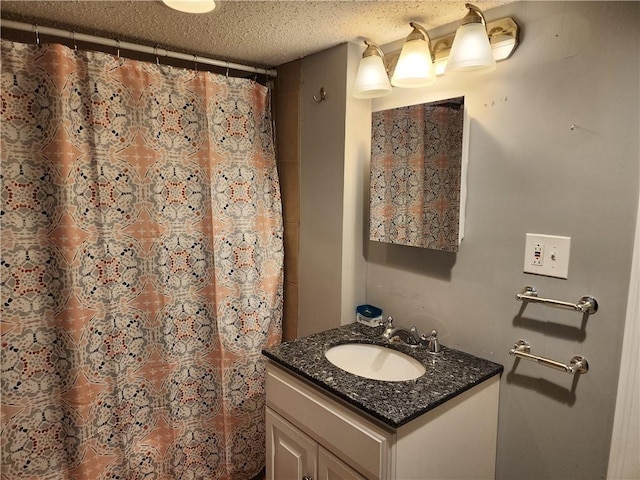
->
(369, 98, 464, 252)
(0, 40, 283, 480)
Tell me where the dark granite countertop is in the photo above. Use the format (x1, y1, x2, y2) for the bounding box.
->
(262, 323, 503, 429)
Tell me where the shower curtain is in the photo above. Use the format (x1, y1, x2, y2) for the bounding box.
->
(0, 40, 283, 480)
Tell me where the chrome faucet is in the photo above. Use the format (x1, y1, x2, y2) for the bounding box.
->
(380, 316, 442, 353)
(381, 316, 421, 345)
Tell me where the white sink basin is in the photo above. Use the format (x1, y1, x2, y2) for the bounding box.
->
(325, 343, 426, 381)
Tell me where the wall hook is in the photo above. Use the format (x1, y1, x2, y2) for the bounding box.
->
(313, 87, 327, 103)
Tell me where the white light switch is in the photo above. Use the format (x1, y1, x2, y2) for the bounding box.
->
(524, 234, 571, 279)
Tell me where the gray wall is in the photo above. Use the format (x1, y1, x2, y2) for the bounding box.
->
(365, 2, 639, 479)
(298, 43, 370, 337)
(299, 45, 349, 337)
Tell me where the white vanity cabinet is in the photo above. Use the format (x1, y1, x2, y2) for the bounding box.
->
(265, 362, 500, 480)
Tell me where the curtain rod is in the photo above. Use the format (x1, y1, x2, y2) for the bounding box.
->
(0, 19, 278, 78)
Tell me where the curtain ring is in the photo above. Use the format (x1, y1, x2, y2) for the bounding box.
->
(34, 24, 40, 46)
(225, 61, 229, 77)
(72, 31, 77, 50)
(116, 39, 121, 59)
(193, 54, 198, 73)
(154, 46, 159, 66)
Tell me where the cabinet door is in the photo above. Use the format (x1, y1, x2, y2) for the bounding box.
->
(267, 363, 393, 479)
(267, 407, 317, 480)
(318, 446, 366, 480)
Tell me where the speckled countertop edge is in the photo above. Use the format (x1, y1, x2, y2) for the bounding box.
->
(262, 323, 503, 429)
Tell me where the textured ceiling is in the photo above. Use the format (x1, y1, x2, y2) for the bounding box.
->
(1, 0, 512, 69)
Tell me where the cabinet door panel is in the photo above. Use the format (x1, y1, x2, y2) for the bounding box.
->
(267, 363, 393, 479)
(267, 408, 317, 480)
(318, 446, 366, 480)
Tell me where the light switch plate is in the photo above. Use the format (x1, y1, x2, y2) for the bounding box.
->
(524, 234, 571, 279)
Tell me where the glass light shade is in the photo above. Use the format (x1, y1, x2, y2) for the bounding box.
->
(353, 54, 392, 98)
(391, 38, 436, 88)
(162, 0, 216, 14)
(445, 23, 496, 73)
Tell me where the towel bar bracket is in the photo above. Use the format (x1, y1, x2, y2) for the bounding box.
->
(569, 355, 589, 375)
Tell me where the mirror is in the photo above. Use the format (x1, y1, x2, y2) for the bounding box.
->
(369, 96, 466, 252)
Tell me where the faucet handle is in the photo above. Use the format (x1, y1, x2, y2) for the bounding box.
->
(380, 316, 393, 327)
(421, 329, 442, 354)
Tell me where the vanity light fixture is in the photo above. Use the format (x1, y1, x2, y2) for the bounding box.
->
(391, 22, 436, 88)
(353, 4, 519, 98)
(162, 0, 216, 14)
(353, 41, 393, 98)
(445, 3, 495, 74)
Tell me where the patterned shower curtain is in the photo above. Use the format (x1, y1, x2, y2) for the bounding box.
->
(0, 40, 283, 480)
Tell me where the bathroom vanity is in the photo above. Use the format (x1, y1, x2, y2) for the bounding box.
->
(262, 323, 503, 480)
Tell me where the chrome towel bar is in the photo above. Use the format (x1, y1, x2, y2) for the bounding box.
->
(509, 339, 589, 375)
(516, 286, 598, 315)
